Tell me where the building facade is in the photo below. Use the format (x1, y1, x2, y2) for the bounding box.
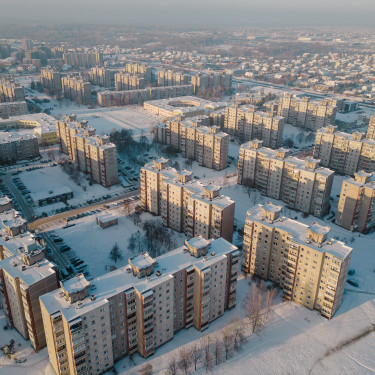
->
(40, 237, 239, 375)
(335, 171, 375, 233)
(238, 140, 334, 217)
(57, 115, 118, 187)
(90, 67, 114, 88)
(242, 203, 352, 319)
(0, 78, 25, 103)
(277, 93, 336, 131)
(313, 125, 375, 175)
(40, 68, 62, 95)
(114, 72, 145, 91)
(0, 133, 39, 164)
(155, 117, 229, 170)
(223, 104, 285, 148)
(61, 76, 92, 105)
(0, 101, 28, 119)
(140, 158, 234, 242)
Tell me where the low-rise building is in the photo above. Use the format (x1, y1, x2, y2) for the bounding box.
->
(40, 236, 239, 374)
(0, 131, 39, 164)
(242, 203, 352, 319)
(0, 101, 28, 119)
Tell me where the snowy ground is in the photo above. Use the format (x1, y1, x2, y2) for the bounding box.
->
(50, 210, 186, 279)
(17, 165, 125, 216)
(282, 123, 316, 148)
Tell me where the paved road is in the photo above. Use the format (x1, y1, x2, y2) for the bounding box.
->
(29, 189, 140, 232)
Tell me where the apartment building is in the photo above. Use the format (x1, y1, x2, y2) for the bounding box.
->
(114, 72, 145, 91)
(366, 116, 375, 141)
(158, 69, 188, 86)
(63, 52, 103, 68)
(335, 171, 375, 233)
(40, 236, 239, 375)
(313, 125, 375, 175)
(0, 206, 59, 351)
(0, 78, 25, 102)
(191, 72, 232, 94)
(223, 104, 285, 148)
(97, 85, 194, 107)
(238, 140, 334, 217)
(155, 117, 229, 170)
(40, 68, 62, 95)
(90, 67, 114, 88)
(61, 76, 92, 105)
(277, 93, 336, 131)
(124, 62, 152, 82)
(57, 115, 118, 187)
(242, 203, 352, 318)
(0, 132, 39, 164)
(0, 101, 28, 119)
(140, 158, 234, 242)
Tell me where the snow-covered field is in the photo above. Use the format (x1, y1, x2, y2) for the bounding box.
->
(51, 209, 186, 279)
(18, 165, 125, 215)
(282, 123, 316, 147)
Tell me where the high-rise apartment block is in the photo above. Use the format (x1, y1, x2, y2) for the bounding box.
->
(191, 72, 232, 95)
(63, 51, 103, 68)
(114, 72, 145, 91)
(90, 67, 114, 88)
(57, 115, 118, 187)
(21, 39, 33, 51)
(223, 104, 285, 148)
(277, 93, 336, 131)
(155, 117, 229, 170)
(313, 125, 375, 175)
(61, 76, 92, 105)
(124, 62, 152, 82)
(0, 206, 59, 351)
(238, 140, 334, 217)
(158, 69, 188, 86)
(0, 101, 28, 119)
(40, 68, 62, 95)
(366, 116, 375, 141)
(335, 171, 375, 233)
(0, 78, 25, 102)
(97, 85, 194, 107)
(40, 237, 239, 374)
(242, 203, 352, 319)
(140, 158, 234, 242)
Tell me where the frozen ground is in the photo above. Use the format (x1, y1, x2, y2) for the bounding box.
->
(282, 123, 316, 147)
(51, 209, 186, 279)
(18, 165, 125, 215)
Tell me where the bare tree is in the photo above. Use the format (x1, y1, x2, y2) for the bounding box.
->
(178, 347, 191, 375)
(167, 357, 178, 375)
(213, 333, 222, 366)
(264, 287, 277, 323)
(191, 341, 202, 371)
(244, 282, 263, 334)
(204, 342, 212, 373)
(138, 363, 153, 375)
(222, 326, 234, 361)
(231, 318, 247, 352)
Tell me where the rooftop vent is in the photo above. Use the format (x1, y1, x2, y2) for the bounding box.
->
(59, 291, 64, 298)
(211, 251, 215, 256)
(90, 295, 96, 301)
(156, 270, 161, 276)
(21, 265, 26, 271)
(203, 256, 207, 262)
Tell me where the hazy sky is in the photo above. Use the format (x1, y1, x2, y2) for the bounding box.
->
(0, 0, 374, 26)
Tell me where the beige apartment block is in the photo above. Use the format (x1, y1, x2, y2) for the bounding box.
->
(61, 76, 92, 105)
(191, 71, 232, 94)
(224, 104, 285, 148)
(124, 62, 152, 82)
(0, 78, 25, 103)
(40, 237, 239, 375)
(40, 68, 62, 94)
(0, 101, 28, 119)
(57, 116, 118, 187)
(155, 116, 229, 170)
(242, 203, 352, 319)
(336, 171, 375, 233)
(313, 125, 375, 175)
(63, 51, 102, 68)
(0, 234, 58, 351)
(158, 69, 188, 87)
(89, 67, 114, 88)
(366, 116, 375, 141)
(277, 93, 336, 131)
(238, 140, 334, 217)
(114, 72, 145, 91)
(140, 158, 234, 241)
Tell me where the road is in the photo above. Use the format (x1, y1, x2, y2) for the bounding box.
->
(28, 189, 140, 232)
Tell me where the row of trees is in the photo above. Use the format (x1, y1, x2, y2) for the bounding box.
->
(137, 279, 277, 375)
